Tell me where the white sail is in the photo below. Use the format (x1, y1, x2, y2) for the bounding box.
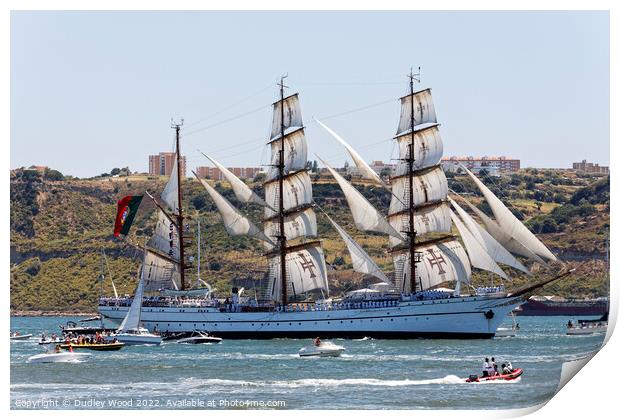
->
(264, 207, 317, 249)
(324, 213, 390, 283)
(462, 166, 557, 261)
(450, 209, 508, 280)
(463, 198, 544, 263)
(387, 203, 452, 247)
(161, 156, 179, 212)
(270, 93, 303, 141)
(315, 118, 384, 185)
(148, 210, 179, 260)
(142, 249, 179, 292)
(264, 171, 313, 219)
(393, 124, 444, 175)
(197, 177, 274, 246)
(396, 88, 437, 136)
(319, 157, 404, 241)
(118, 272, 145, 332)
(394, 240, 471, 293)
(266, 128, 308, 181)
(201, 153, 268, 207)
(266, 244, 329, 300)
(389, 166, 448, 214)
(450, 197, 530, 274)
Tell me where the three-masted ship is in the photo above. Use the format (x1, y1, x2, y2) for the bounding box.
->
(99, 74, 571, 338)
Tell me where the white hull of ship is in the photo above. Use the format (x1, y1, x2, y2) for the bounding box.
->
(99, 295, 523, 339)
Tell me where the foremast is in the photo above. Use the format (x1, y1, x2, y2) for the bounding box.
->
(406, 68, 420, 294)
(277, 76, 288, 307)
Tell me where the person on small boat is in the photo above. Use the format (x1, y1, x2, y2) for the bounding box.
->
(54, 345, 61, 353)
(482, 358, 491, 377)
(567, 320, 574, 329)
(501, 364, 512, 374)
(68, 344, 74, 352)
(314, 337, 321, 347)
(505, 361, 513, 372)
(491, 357, 498, 376)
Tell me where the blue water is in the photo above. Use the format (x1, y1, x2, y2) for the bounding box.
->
(10, 316, 605, 410)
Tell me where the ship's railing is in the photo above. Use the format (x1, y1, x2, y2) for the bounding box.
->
(98, 296, 404, 312)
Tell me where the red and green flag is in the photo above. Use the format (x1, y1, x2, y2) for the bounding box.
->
(114, 195, 143, 238)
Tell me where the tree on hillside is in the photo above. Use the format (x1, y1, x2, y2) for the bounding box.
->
(110, 168, 121, 176)
(43, 168, 64, 181)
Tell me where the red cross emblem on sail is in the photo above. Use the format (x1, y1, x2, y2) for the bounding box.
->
(426, 248, 447, 275)
(298, 252, 316, 278)
(290, 184, 300, 207)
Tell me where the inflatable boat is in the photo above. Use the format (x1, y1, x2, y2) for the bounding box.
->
(465, 368, 523, 383)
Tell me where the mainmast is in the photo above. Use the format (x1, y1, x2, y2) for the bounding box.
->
(172, 119, 188, 290)
(407, 68, 420, 294)
(278, 75, 288, 308)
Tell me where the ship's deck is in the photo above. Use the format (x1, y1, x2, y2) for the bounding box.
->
(98, 289, 467, 313)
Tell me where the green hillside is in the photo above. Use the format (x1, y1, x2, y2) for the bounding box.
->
(10, 168, 609, 312)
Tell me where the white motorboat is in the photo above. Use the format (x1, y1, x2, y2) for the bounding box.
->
(10, 333, 33, 341)
(567, 322, 607, 335)
(495, 327, 518, 337)
(299, 341, 345, 357)
(567, 313, 608, 336)
(177, 331, 222, 344)
(28, 351, 90, 364)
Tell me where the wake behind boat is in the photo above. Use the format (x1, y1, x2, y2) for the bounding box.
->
(28, 350, 90, 364)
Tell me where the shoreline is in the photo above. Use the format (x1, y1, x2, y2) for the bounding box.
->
(10, 310, 98, 317)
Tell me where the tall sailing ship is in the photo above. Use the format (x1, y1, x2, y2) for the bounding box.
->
(99, 73, 572, 338)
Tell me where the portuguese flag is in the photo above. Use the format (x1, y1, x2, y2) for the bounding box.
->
(114, 195, 143, 238)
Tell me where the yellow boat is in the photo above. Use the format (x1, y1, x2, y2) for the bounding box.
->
(59, 342, 124, 351)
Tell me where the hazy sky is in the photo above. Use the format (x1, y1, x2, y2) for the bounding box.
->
(10, 11, 609, 178)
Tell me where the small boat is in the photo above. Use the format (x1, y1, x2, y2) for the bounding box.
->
(495, 312, 520, 337)
(59, 342, 125, 351)
(61, 320, 114, 335)
(177, 331, 222, 344)
(567, 312, 608, 336)
(113, 269, 162, 346)
(10, 333, 33, 341)
(114, 327, 162, 346)
(465, 368, 523, 383)
(28, 351, 90, 364)
(299, 341, 345, 357)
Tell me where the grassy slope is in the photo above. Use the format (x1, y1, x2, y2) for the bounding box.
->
(10, 170, 609, 312)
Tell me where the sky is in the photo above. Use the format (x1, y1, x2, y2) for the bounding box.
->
(10, 10, 610, 178)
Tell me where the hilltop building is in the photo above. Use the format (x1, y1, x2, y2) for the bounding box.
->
(572, 160, 609, 175)
(195, 166, 262, 181)
(441, 156, 520, 174)
(149, 152, 186, 177)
